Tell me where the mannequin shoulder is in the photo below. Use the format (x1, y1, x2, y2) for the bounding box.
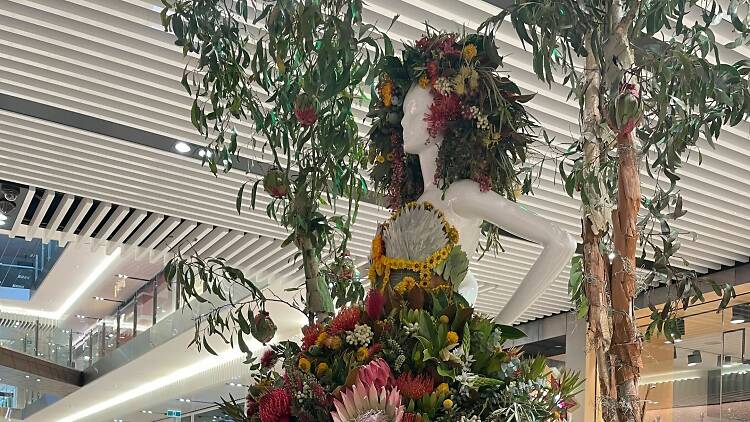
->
(443, 180, 515, 210)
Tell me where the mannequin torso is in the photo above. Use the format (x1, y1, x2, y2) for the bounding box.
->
(401, 84, 576, 324)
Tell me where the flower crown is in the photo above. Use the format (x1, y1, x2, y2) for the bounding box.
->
(368, 30, 539, 209)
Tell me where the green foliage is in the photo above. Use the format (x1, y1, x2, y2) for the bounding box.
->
(567, 255, 589, 319)
(162, 0, 391, 319)
(483, 0, 749, 334)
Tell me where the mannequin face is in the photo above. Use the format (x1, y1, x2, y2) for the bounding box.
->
(401, 84, 435, 154)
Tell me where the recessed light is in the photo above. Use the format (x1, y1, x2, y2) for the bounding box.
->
(174, 142, 191, 153)
(25, 375, 29, 379)
(36, 379, 40, 382)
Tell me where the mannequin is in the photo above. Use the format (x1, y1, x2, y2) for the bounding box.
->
(401, 84, 577, 324)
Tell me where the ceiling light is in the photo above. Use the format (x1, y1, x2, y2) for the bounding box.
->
(731, 304, 749, 324)
(608, 252, 616, 260)
(25, 375, 29, 379)
(687, 350, 702, 367)
(198, 149, 212, 158)
(174, 142, 191, 153)
(36, 378, 40, 382)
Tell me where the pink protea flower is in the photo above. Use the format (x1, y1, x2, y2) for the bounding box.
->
(357, 358, 393, 391)
(331, 380, 404, 422)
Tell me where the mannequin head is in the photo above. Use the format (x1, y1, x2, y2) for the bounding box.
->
(401, 84, 440, 154)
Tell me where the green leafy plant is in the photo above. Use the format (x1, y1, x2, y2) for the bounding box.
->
(481, 0, 750, 419)
(161, 0, 392, 330)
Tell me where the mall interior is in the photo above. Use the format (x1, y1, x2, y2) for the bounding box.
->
(1, 0, 750, 421)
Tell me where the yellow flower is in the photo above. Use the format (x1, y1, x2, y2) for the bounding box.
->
(469, 69, 480, 89)
(418, 74, 430, 88)
(463, 44, 478, 61)
(326, 336, 343, 350)
(316, 331, 329, 346)
(453, 75, 466, 95)
(439, 315, 450, 325)
(316, 362, 329, 377)
(356, 346, 369, 361)
(446, 331, 459, 344)
(298, 357, 311, 372)
(387, 152, 395, 161)
(419, 278, 430, 289)
(436, 382, 450, 396)
(443, 399, 454, 410)
(395, 276, 416, 295)
(371, 234, 384, 260)
(375, 154, 385, 164)
(381, 81, 393, 107)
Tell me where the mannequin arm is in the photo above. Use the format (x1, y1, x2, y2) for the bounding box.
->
(450, 181, 577, 324)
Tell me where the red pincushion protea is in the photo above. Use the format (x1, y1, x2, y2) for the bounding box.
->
(246, 394, 258, 419)
(426, 94, 461, 137)
(294, 106, 317, 127)
(395, 373, 434, 400)
(329, 306, 361, 335)
(364, 289, 385, 320)
(258, 388, 291, 422)
(301, 323, 323, 351)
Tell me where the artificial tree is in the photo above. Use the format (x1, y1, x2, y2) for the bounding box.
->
(161, 0, 390, 345)
(482, 1, 750, 420)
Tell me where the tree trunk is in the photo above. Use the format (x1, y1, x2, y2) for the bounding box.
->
(581, 31, 618, 422)
(300, 236, 329, 323)
(610, 130, 642, 422)
(606, 8, 643, 421)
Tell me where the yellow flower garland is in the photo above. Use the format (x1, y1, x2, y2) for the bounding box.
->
(368, 202, 460, 286)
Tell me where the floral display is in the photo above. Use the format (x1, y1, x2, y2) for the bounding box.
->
(367, 31, 539, 209)
(241, 202, 580, 422)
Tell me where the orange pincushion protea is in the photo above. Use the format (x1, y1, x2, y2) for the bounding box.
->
(328, 306, 361, 335)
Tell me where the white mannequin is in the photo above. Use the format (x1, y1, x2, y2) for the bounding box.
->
(401, 84, 577, 324)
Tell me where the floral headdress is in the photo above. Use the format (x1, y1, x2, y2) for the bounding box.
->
(368, 30, 539, 209)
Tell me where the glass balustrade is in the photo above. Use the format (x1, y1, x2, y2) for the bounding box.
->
(0, 271, 182, 368)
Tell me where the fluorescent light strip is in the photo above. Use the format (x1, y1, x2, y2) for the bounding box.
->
(0, 247, 121, 320)
(58, 349, 245, 422)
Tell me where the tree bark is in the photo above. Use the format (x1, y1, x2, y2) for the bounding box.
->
(606, 7, 644, 421)
(300, 236, 328, 323)
(581, 31, 618, 422)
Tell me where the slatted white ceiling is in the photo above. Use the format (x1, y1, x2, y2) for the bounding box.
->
(0, 0, 749, 322)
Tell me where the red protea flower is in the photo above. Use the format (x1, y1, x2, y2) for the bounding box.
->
(329, 306, 361, 335)
(364, 289, 385, 320)
(426, 60, 439, 80)
(294, 106, 317, 127)
(439, 34, 460, 56)
(472, 173, 491, 192)
(395, 372, 434, 400)
(416, 36, 431, 51)
(258, 388, 291, 422)
(368, 342, 383, 359)
(426, 94, 461, 137)
(301, 323, 323, 351)
(260, 349, 277, 368)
